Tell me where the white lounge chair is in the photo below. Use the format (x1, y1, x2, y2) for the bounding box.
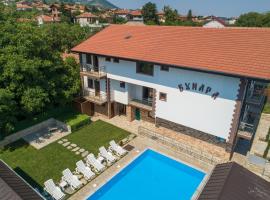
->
(62, 169, 82, 190)
(86, 154, 106, 173)
(44, 179, 65, 200)
(109, 140, 127, 156)
(76, 160, 95, 180)
(99, 146, 117, 163)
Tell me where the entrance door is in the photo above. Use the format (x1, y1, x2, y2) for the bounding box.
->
(135, 108, 141, 120)
(93, 56, 99, 72)
(94, 80, 100, 96)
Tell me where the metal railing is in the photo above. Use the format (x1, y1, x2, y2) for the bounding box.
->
(80, 64, 106, 77)
(239, 122, 255, 133)
(83, 89, 107, 102)
(130, 98, 153, 107)
(138, 126, 222, 165)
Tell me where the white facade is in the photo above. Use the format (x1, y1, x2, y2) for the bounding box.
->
(77, 18, 100, 27)
(81, 54, 240, 140)
(203, 20, 225, 28)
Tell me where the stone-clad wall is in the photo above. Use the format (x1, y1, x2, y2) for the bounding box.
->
(156, 117, 226, 148)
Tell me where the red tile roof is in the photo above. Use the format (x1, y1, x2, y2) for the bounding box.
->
(129, 10, 142, 16)
(72, 25, 270, 80)
(76, 12, 97, 18)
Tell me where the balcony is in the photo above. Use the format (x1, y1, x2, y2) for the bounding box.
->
(237, 122, 254, 140)
(83, 90, 107, 105)
(80, 64, 106, 79)
(129, 98, 153, 111)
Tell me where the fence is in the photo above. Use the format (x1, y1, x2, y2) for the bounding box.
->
(0, 118, 71, 147)
(138, 126, 223, 165)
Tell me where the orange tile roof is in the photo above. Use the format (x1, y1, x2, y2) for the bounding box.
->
(72, 25, 270, 80)
(129, 10, 142, 16)
(76, 12, 97, 18)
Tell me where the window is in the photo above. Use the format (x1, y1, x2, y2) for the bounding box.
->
(136, 62, 154, 76)
(113, 58, 119, 63)
(87, 78, 93, 89)
(105, 57, 111, 62)
(120, 81, 125, 88)
(160, 65, 169, 71)
(79, 54, 83, 64)
(159, 92, 167, 101)
(86, 54, 92, 64)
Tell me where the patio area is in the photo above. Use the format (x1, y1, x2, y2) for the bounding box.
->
(91, 115, 230, 161)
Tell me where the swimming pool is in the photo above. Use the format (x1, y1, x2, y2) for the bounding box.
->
(87, 149, 205, 200)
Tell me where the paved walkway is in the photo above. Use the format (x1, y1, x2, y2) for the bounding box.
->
(250, 113, 270, 157)
(92, 115, 230, 161)
(69, 136, 213, 200)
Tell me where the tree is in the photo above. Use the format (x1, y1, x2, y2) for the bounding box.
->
(236, 12, 270, 27)
(113, 16, 127, 24)
(163, 6, 179, 24)
(187, 9, 193, 21)
(0, 89, 16, 138)
(0, 6, 94, 135)
(142, 2, 158, 24)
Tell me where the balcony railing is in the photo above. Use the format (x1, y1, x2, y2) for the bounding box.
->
(129, 98, 153, 111)
(237, 122, 254, 140)
(80, 64, 106, 78)
(83, 89, 107, 105)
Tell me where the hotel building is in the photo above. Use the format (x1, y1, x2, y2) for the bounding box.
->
(72, 25, 270, 153)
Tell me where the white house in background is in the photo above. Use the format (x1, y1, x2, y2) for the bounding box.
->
(76, 12, 100, 27)
(72, 25, 269, 154)
(203, 18, 226, 28)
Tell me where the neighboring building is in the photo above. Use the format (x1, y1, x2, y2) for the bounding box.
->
(198, 162, 270, 200)
(157, 12, 165, 23)
(32, 2, 49, 11)
(72, 25, 270, 154)
(114, 9, 130, 19)
(203, 17, 226, 28)
(36, 15, 60, 25)
(49, 4, 61, 19)
(65, 4, 85, 13)
(76, 12, 100, 27)
(228, 17, 237, 25)
(0, 160, 44, 200)
(128, 10, 143, 22)
(16, 3, 33, 11)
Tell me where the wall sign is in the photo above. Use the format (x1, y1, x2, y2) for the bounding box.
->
(178, 83, 220, 99)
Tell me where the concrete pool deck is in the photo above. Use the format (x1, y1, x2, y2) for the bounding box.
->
(69, 136, 214, 200)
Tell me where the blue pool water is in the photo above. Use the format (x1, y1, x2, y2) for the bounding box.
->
(87, 149, 205, 200)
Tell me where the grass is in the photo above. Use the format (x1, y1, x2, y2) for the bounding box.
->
(66, 120, 130, 156)
(11, 106, 89, 135)
(263, 128, 270, 158)
(0, 120, 130, 190)
(263, 101, 270, 114)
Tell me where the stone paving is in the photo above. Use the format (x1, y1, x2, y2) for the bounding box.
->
(58, 138, 90, 158)
(91, 115, 230, 161)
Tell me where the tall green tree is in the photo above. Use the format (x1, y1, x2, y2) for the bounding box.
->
(163, 6, 179, 24)
(142, 2, 158, 24)
(236, 12, 270, 27)
(187, 9, 193, 21)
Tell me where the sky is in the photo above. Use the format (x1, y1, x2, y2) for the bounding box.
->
(109, 0, 270, 17)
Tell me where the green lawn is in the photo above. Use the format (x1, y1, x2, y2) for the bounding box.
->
(263, 101, 270, 114)
(0, 120, 130, 190)
(66, 120, 130, 156)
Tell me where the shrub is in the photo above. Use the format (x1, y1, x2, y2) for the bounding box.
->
(67, 114, 90, 132)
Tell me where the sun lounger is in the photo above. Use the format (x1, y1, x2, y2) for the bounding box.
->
(86, 153, 106, 173)
(62, 168, 82, 190)
(76, 160, 95, 180)
(109, 140, 127, 156)
(99, 146, 117, 163)
(44, 179, 65, 200)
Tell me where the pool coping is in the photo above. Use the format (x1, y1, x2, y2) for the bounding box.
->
(69, 137, 213, 200)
